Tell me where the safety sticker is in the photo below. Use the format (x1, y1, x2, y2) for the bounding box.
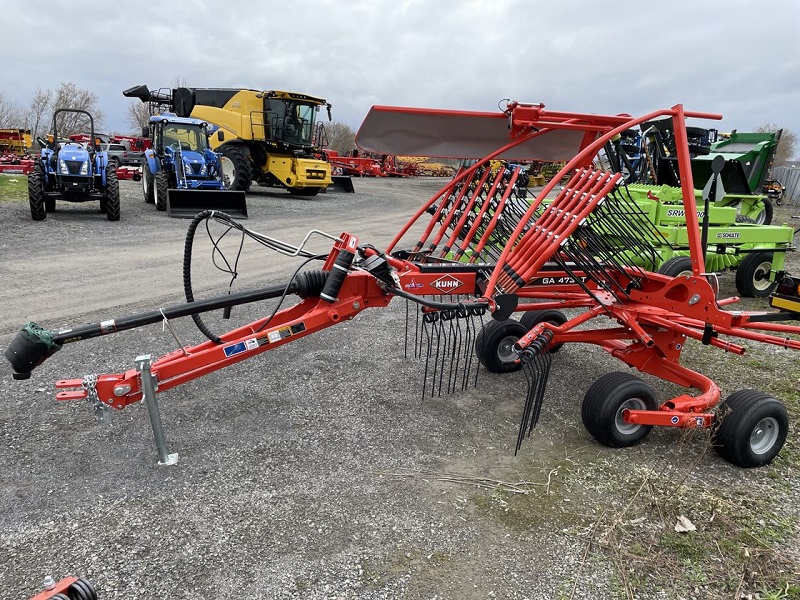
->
(224, 338, 260, 358)
(266, 322, 307, 344)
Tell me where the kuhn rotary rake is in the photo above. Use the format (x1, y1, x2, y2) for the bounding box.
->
(6, 102, 800, 468)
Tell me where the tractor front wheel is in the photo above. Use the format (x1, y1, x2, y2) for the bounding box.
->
(142, 162, 155, 203)
(582, 372, 658, 448)
(154, 170, 169, 211)
(104, 163, 121, 221)
(218, 144, 252, 191)
(712, 390, 788, 468)
(475, 319, 527, 373)
(28, 163, 46, 221)
(735, 251, 776, 298)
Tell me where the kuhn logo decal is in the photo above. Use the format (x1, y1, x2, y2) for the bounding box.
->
(431, 275, 463, 294)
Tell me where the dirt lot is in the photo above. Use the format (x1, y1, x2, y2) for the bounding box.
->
(0, 177, 798, 599)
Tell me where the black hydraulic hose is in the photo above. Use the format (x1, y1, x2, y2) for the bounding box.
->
(183, 210, 226, 343)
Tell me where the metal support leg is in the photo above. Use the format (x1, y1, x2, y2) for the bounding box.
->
(135, 354, 179, 465)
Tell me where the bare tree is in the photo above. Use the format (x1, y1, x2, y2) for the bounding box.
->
(0, 91, 24, 128)
(49, 82, 105, 137)
(26, 88, 52, 141)
(323, 121, 356, 155)
(127, 101, 151, 134)
(756, 123, 797, 165)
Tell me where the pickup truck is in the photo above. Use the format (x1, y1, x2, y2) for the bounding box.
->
(100, 143, 143, 166)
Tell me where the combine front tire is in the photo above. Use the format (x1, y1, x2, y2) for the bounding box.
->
(475, 319, 527, 373)
(712, 390, 788, 468)
(104, 163, 121, 221)
(154, 170, 169, 211)
(28, 164, 46, 221)
(218, 144, 252, 191)
(735, 251, 776, 298)
(582, 372, 658, 448)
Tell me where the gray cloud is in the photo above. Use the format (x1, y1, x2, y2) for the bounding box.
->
(4, 0, 799, 147)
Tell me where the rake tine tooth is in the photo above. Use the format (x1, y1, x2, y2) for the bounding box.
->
(420, 314, 433, 401)
(404, 299, 410, 360)
(516, 359, 535, 454)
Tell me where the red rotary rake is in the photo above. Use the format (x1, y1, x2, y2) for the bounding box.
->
(6, 101, 800, 468)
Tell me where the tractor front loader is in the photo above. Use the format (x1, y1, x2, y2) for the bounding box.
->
(6, 101, 800, 470)
(28, 109, 120, 221)
(139, 112, 247, 217)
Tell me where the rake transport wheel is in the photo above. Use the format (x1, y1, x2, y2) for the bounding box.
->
(657, 256, 693, 278)
(28, 163, 46, 221)
(217, 143, 252, 191)
(68, 577, 97, 600)
(475, 319, 528, 373)
(519, 308, 567, 352)
(754, 198, 774, 225)
(154, 170, 169, 211)
(142, 161, 155, 203)
(582, 372, 658, 448)
(712, 390, 788, 468)
(735, 251, 776, 298)
(104, 162, 121, 221)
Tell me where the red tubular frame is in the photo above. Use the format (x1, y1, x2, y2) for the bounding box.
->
(47, 101, 800, 443)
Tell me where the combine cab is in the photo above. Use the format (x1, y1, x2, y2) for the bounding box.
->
(28, 109, 120, 221)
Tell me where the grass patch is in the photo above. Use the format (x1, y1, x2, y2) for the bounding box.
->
(0, 174, 28, 203)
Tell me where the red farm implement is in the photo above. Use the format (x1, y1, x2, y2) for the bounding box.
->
(6, 101, 800, 468)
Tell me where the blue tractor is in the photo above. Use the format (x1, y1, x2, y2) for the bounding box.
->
(28, 109, 120, 221)
(140, 113, 246, 217)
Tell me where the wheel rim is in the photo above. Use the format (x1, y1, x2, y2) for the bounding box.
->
(751, 260, 773, 292)
(750, 416, 780, 455)
(142, 171, 149, 196)
(615, 398, 647, 434)
(754, 209, 767, 224)
(496, 335, 519, 364)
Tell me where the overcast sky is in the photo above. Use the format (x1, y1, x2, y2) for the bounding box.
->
(4, 0, 799, 153)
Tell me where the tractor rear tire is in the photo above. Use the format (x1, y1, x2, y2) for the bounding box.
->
(154, 170, 169, 211)
(218, 144, 252, 191)
(475, 319, 528, 374)
(28, 163, 46, 221)
(735, 251, 776, 298)
(142, 162, 155, 203)
(712, 390, 788, 468)
(519, 308, 567, 352)
(581, 372, 658, 448)
(104, 163, 121, 221)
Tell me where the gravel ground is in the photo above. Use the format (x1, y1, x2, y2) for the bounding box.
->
(0, 177, 798, 599)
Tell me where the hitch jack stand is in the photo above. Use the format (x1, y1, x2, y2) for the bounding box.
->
(136, 354, 179, 466)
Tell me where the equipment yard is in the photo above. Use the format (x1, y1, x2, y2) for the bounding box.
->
(1, 177, 799, 599)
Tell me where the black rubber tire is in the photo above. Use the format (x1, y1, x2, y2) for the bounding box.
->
(28, 163, 46, 221)
(735, 251, 776, 298)
(288, 186, 320, 196)
(217, 144, 252, 191)
(519, 308, 567, 352)
(755, 198, 773, 225)
(581, 372, 658, 448)
(142, 161, 155, 204)
(712, 390, 788, 468)
(154, 170, 169, 211)
(657, 256, 693, 278)
(104, 162, 120, 221)
(44, 197, 56, 212)
(735, 214, 756, 224)
(475, 319, 528, 373)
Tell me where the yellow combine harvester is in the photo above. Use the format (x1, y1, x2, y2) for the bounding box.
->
(124, 85, 335, 195)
